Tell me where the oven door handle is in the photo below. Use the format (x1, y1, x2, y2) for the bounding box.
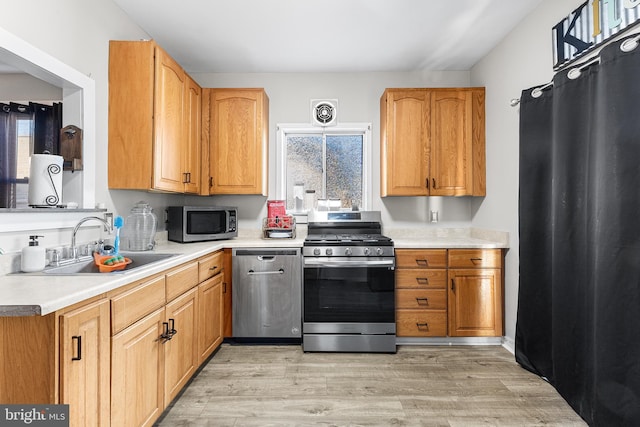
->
(303, 259, 395, 268)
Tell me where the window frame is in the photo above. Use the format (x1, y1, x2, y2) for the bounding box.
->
(275, 123, 372, 212)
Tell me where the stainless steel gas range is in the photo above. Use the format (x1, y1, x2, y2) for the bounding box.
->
(302, 211, 396, 353)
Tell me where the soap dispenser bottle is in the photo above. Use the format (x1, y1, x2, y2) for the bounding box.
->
(21, 235, 46, 272)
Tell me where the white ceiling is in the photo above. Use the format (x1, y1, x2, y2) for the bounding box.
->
(112, 0, 543, 74)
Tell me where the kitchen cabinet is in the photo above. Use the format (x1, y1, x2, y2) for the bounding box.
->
(60, 299, 111, 427)
(197, 251, 225, 363)
(380, 87, 485, 197)
(111, 308, 165, 427)
(164, 287, 199, 404)
(223, 248, 233, 337)
(203, 88, 269, 195)
(395, 248, 504, 338)
(0, 297, 110, 426)
(448, 249, 504, 337)
(110, 260, 201, 427)
(184, 74, 202, 194)
(395, 249, 448, 337)
(108, 40, 201, 193)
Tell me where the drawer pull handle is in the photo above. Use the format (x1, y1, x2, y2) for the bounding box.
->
(415, 259, 428, 266)
(451, 278, 456, 291)
(209, 266, 218, 271)
(432, 178, 436, 189)
(470, 257, 483, 264)
(71, 335, 82, 361)
(416, 277, 429, 285)
(416, 297, 429, 306)
(416, 323, 429, 330)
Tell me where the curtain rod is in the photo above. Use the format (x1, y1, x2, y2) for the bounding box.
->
(510, 33, 640, 107)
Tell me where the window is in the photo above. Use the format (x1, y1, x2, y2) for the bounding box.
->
(276, 124, 371, 213)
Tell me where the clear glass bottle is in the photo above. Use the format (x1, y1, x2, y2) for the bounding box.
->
(122, 201, 157, 251)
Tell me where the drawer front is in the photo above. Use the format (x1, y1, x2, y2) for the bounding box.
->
(396, 310, 447, 337)
(448, 249, 502, 269)
(396, 269, 447, 289)
(166, 262, 199, 302)
(111, 275, 166, 334)
(396, 289, 446, 310)
(396, 249, 447, 268)
(198, 251, 223, 283)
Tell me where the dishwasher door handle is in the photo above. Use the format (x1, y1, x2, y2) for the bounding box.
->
(247, 268, 285, 275)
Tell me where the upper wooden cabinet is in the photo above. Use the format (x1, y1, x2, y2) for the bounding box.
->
(380, 88, 485, 197)
(108, 40, 201, 193)
(202, 88, 269, 195)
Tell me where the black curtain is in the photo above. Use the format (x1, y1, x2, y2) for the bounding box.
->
(0, 103, 14, 208)
(517, 35, 640, 426)
(31, 102, 62, 154)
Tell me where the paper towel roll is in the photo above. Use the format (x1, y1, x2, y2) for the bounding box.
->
(28, 154, 63, 207)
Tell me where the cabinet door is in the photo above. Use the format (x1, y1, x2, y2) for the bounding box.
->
(60, 299, 110, 427)
(223, 248, 233, 337)
(184, 75, 201, 194)
(430, 90, 473, 196)
(164, 287, 199, 404)
(111, 308, 165, 427)
(448, 268, 503, 337)
(209, 89, 268, 195)
(198, 274, 224, 364)
(380, 89, 429, 196)
(153, 46, 186, 192)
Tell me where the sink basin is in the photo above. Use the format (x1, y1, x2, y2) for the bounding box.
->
(39, 252, 179, 275)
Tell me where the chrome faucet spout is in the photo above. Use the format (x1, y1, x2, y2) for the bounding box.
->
(71, 216, 113, 259)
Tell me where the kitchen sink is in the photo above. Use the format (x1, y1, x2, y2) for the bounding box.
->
(37, 252, 179, 275)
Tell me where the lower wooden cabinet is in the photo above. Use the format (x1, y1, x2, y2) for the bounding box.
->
(395, 248, 504, 338)
(0, 297, 111, 427)
(60, 299, 111, 427)
(396, 249, 448, 337)
(198, 273, 224, 364)
(448, 249, 503, 337)
(164, 287, 199, 404)
(111, 308, 165, 427)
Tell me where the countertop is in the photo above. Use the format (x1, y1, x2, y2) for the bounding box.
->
(0, 227, 508, 317)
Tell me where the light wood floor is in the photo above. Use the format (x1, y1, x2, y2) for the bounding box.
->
(156, 344, 586, 426)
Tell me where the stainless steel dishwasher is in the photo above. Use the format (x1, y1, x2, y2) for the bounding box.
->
(232, 248, 302, 339)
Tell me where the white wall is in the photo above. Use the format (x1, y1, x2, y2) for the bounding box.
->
(0, 0, 150, 253)
(470, 0, 584, 346)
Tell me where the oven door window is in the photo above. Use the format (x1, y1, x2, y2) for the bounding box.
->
(304, 266, 395, 323)
(187, 211, 226, 235)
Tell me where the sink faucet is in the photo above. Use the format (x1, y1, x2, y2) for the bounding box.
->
(71, 216, 113, 260)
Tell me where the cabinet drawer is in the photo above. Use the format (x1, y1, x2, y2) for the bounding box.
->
(166, 262, 199, 302)
(396, 269, 447, 289)
(448, 249, 502, 269)
(396, 310, 447, 337)
(396, 289, 446, 310)
(396, 249, 447, 268)
(111, 275, 166, 334)
(198, 251, 223, 282)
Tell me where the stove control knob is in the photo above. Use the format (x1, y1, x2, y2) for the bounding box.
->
(344, 248, 352, 256)
(376, 247, 384, 256)
(313, 248, 321, 256)
(326, 248, 333, 256)
(363, 247, 371, 256)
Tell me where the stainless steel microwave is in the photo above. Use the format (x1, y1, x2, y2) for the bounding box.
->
(166, 206, 237, 243)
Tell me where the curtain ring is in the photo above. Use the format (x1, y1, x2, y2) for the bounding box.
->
(567, 68, 582, 80)
(531, 88, 543, 98)
(620, 38, 639, 53)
